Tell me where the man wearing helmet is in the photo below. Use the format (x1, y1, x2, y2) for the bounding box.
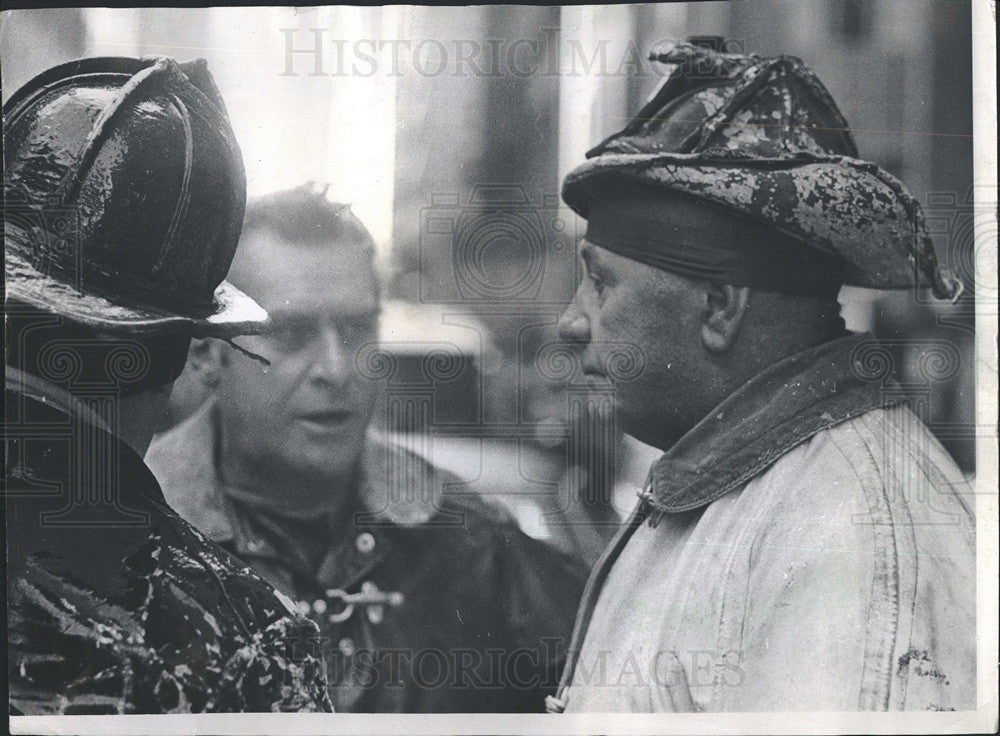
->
(547, 40, 975, 713)
(4, 57, 331, 714)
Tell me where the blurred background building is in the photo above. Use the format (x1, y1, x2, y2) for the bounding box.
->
(2, 1, 978, 563)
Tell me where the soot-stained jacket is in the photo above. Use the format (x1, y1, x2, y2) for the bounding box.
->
(146, 399, 589, 713)
(5, 370, 333, 714)
(551, 333, 976, 713)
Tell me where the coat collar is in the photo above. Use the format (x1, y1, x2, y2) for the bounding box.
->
(644, 332, 900, 514)
(144, 397, 444, 548)
(6, 367, 114, 435)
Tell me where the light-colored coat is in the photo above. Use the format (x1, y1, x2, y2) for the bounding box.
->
(554, 334, 976, 712)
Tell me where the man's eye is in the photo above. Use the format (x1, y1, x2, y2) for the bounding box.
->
(270, 318, 315, 352)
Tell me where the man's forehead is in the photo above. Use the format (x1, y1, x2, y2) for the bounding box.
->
(236, 227, 370, 270)
(261, 283, 379, 319)
(578, 236, 694, 292)
(578, 238, 623, 269)
(269, 299, 379, 321)
(230, 228, 375, 302)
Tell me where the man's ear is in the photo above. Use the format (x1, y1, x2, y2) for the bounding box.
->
(701, 284, 751, 353)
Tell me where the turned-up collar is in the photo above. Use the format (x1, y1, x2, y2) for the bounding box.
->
(5, 367, 115, 435)
(145, 398, 444, 545)
(643, 332, 900, 514)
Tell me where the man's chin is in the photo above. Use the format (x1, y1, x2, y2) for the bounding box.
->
(574, 382, 621, 418)
(286, 435, 364, 476)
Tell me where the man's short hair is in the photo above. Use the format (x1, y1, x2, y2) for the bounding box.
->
(243, 183, 376, 258)
(240, 183, 381, 303)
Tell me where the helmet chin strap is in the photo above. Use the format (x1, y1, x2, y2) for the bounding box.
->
(217, 336, 271, 367)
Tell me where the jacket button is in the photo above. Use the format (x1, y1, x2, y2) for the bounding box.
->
(338, 637, 356, 656)
(355, 532, 376, 553)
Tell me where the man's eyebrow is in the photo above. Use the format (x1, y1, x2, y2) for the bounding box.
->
(269, 308, 311, 322)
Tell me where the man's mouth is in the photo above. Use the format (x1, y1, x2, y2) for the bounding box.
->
(296, 408, 354, 427)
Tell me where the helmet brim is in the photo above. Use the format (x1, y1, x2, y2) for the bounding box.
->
(5, 245, 270, 338)
(561, 151, 963, 300)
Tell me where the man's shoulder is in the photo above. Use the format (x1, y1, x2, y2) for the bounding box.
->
(9, 496, 332, 714)
(145, 398, 216, 490)
(713, 403, 976, 712)
(370, 436, 586, 573)
(5, 383, 179, 584)
(735, 401, 974, 567)
(754, 403, 970, 507)
(364, 433, 521, 530)
(145, 399, 235, 542)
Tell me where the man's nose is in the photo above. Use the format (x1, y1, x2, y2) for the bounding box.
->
(307, 325, 350, 382)
(557, 296, 591, 345)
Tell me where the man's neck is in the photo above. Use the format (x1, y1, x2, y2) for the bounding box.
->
(7, 367, 111, 429)
(6, 367, 159, 457)
(216, 442, 359, 522)
(633, 330, 850, 453)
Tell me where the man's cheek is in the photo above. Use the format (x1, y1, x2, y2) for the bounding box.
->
(223, 366, 279, 419)
(594, 296, 634, 342)
(355, 382, 382, 421)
